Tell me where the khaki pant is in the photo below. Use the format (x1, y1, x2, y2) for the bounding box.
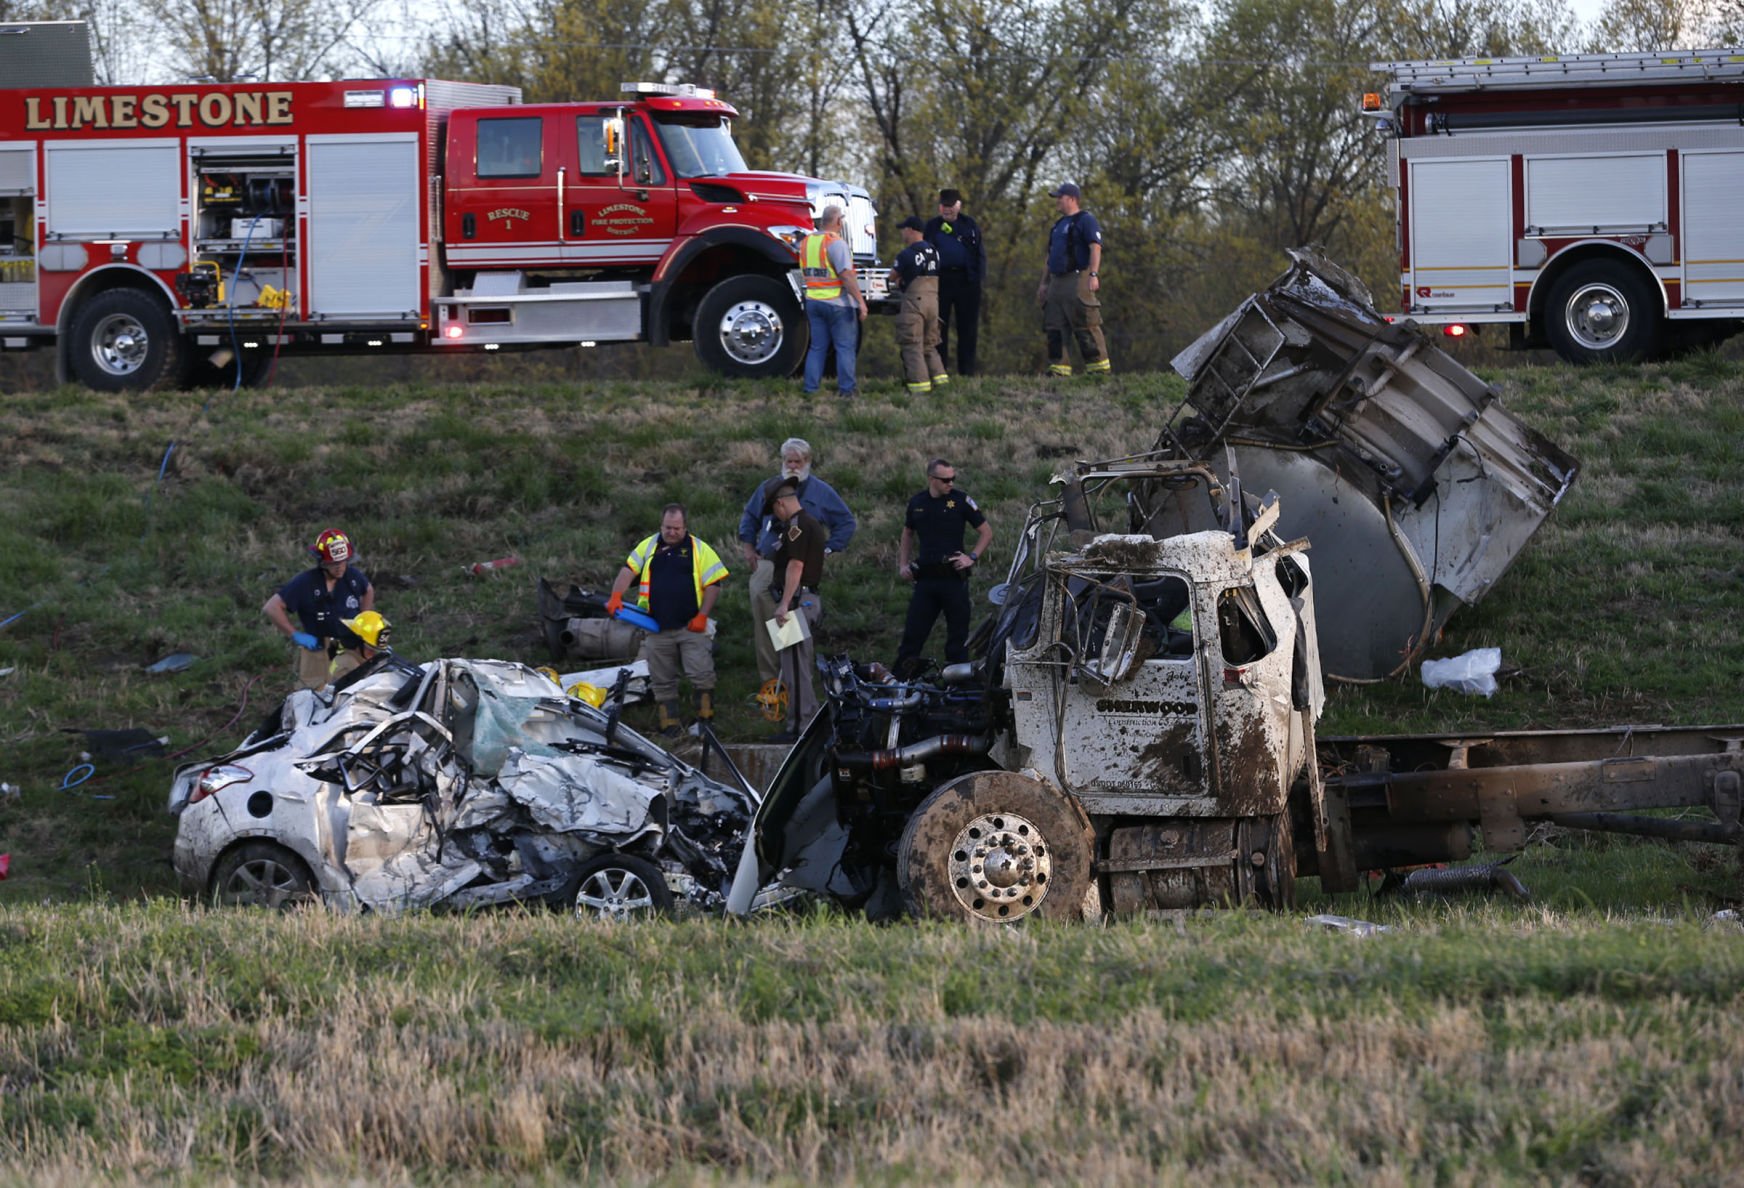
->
(775, 592, 824, 731)
(643, 629, 715, 703)
(1043, 271, 1107, 365)
(748, 558, 780, 684)
(296, 645, 360, 689)
(896, 276, 945, 386)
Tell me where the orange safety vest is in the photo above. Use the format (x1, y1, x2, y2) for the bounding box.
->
(800, 232, 844, 301)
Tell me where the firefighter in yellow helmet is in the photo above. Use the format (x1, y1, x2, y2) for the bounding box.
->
(329, 610, 418, 692)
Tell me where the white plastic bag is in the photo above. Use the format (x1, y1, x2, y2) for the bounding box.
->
(1420, 646, 1502, 697)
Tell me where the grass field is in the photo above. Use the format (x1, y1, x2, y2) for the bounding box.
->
(2, 358, 1743, 1180)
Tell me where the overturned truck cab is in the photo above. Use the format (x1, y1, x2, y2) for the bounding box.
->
(729, 462, 1330, 922)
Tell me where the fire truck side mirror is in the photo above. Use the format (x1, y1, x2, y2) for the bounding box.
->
(602, 117, 625, 170)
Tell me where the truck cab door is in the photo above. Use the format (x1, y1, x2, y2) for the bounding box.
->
(559, 111, 676, 267)
(447, 112, 563, 269)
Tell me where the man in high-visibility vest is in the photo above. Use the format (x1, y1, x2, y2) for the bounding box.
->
(606, 504, 729, 735)
(799, 205, 870, 398)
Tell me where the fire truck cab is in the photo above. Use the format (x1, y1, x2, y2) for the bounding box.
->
(1365, 49, 1744, 364)
(0, 66, 877, 389)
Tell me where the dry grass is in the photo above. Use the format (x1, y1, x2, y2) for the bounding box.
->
(3, 903, 1743, 1182)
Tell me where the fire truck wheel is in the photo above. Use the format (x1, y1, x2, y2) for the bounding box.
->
(1241, 811, 1296, 911)
(898, 770, 1095, 924)
(1545, 260, 1662, 365)
(68, 288, 186, 392)
(692, 274, 805, 378)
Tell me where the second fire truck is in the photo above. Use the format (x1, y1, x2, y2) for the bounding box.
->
(0, 67, 883, 389)
(1364, 48, 1744, 364)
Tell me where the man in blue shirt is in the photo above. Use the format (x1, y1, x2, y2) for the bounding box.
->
(738, 437, 856, 688)
(1036, 181, 1110, 377)
(924, 188, 987, 376)
(262, 527, 375, 689)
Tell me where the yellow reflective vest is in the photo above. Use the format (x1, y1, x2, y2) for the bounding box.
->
(624, 533, 729, 612)
(800, 231, 844, 301)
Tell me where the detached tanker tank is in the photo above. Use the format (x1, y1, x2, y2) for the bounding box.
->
(1161, 248, 1578, 681)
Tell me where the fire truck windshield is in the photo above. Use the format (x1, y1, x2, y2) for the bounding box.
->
(652, 115, 748, 178)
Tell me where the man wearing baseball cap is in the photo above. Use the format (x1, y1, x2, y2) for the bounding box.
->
(925, 188, 987, 376)
(887, 216, 947, 394)
(1036, 181, 1111, 377)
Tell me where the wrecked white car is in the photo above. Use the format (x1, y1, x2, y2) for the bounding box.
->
(168, 657, 754, 917)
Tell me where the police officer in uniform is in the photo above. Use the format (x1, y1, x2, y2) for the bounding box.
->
(1036, 181, 1110, 377)
(924, 188, 986, 376)
(888, 216, 946, 394)
(895, 458, 993, 676)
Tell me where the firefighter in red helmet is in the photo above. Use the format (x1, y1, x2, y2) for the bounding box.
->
(262, 527, 377, 689)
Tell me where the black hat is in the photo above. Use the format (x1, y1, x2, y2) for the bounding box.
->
(938, 188, 962, 206)
(1049, 181, 1081, 199)
(765, 478, 800, 514)
(896, 215, 925, 232)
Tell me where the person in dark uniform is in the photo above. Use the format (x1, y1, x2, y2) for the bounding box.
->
(769, 480, 826, 741)
(262, 527, 375, 690)
(924, 188, 986, 376)
(1036, 181, 1109, 377)
(895, 458, 993, 677)
(888, 216, 946, 393)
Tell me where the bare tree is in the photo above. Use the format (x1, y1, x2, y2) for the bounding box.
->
(140, 0, 383, 81)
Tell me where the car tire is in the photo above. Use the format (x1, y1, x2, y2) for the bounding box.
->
(67, 288, 186, 392)
(897, 770, 1095, 924)
(209, 841, 316, 910)
(557, 852, 675, 920)
(692, 274, 806, 379)
(1544, 260, 1662, 364)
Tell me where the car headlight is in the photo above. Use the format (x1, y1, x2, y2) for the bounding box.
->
(188, 764, 253, 805)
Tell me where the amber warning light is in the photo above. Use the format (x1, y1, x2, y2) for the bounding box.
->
(1362, 92, 1383, 111)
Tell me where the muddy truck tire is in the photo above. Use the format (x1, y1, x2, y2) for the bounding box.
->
(898, 770, 1095, 924)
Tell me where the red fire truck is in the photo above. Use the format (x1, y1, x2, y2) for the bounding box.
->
(0, 73, 882, 389)
(1364, 49, 1744, 364)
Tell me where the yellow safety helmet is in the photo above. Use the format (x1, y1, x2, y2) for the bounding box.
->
(341, 611, 391, 649)
(567, 681, 609, 708)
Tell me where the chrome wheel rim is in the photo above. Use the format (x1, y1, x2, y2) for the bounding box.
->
(575, 867, 657, 919)
(947, 812, 1053, 922)
(90, 311, 152, 377)
(1564, 282, 1630, 350)
(717, 300, 784, 366)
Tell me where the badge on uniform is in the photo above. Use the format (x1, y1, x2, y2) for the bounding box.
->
(787, 525, 802, 541)
(966, 495, 979, 510)
(946, 500, 956, 509)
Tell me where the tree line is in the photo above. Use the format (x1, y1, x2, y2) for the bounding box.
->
(9, 0, 1744, 375)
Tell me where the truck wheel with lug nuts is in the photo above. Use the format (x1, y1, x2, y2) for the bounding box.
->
(209, 841, 314, 910)
(692, 274, 806, 379)
(898, 770, 1095, 924)
(68, 288, 186, 392)
(1545, 259, 1662, 364)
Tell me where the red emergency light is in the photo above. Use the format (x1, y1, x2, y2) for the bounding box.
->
(1443, 324, 1468, 338)
(443, 324, 464, 339)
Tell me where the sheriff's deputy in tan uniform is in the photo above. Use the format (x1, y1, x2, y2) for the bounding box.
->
(888, 215, 947, 394)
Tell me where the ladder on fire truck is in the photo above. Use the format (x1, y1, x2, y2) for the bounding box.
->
(1375, 47, 1744, 96)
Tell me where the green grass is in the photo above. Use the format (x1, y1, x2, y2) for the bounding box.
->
(3, 363, 1744, 902)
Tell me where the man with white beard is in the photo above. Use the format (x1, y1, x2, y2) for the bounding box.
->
(736, 438, 857, 698)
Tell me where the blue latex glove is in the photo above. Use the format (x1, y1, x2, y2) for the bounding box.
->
(292, 631, 320, 651)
